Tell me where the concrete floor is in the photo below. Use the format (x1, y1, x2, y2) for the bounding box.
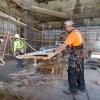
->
(0, 59, 100, 100)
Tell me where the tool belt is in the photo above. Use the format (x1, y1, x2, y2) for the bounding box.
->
(15, 48, 25, 56)
(68, 45, 83, 71)
(70, 45, 83, 57)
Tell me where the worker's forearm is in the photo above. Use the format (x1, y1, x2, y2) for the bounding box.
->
(55, 43, 67, 51)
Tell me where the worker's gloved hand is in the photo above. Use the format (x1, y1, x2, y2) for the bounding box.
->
(48, 48, 55, 53)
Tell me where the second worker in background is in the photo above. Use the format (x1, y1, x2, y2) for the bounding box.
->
(13, 34, 26, 68)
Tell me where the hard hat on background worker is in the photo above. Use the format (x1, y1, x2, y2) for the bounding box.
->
(14, 34, 20, 38)
(64, 20, 74, 26)
(0, 39, 4, 43)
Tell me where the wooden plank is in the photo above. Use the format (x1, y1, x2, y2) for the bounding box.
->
(10, 72, 35, 76)
(16, 47, 65, 60)
(17, 51, 48, 57)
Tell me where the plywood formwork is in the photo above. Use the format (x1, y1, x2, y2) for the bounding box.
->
(16, 47, 65, 66)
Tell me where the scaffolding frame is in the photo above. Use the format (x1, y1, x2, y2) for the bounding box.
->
(0, 32, 12, 65)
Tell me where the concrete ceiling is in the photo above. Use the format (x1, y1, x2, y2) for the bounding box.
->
(8, 0, 100, 25)
(31, 0, 100, 23)
(32, 0, 100, 14)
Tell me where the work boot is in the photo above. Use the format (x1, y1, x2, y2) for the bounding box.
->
(63, 88, 77, 95)
(78, 86, 86, 92)
(16, 65, 22, 68)
(79, 88, 86, 92)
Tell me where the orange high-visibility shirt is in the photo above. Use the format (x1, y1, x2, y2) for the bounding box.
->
(65, 31, 83, 46)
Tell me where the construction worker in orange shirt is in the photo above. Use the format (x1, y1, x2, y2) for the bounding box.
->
(55, 20, 85, 95)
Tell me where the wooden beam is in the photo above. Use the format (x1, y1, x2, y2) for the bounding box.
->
(10, 0, 24, 9)
(0, 11, 27, 26)
(32, 6, 67, 19)
(32, 6, 100, 20)
(33, 27, 42, 33)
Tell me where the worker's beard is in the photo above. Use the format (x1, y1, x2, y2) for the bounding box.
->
(67, 27, 75, 34)
(68, 30, 73, 34)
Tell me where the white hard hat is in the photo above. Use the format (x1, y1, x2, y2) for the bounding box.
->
(14, 34, 20, 38)
(64, 20, 74, 26)
(0, 39, 4, 43)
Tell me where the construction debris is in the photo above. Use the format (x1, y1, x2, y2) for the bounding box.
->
(85, 59, 100, 69)
(0, 81, 24, 100)
(91, 80, 100, 85)
(10, 70, 62, 86)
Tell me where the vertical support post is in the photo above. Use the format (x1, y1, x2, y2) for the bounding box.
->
(33, 58, 37, 67)
(41, 25, 44, 47)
